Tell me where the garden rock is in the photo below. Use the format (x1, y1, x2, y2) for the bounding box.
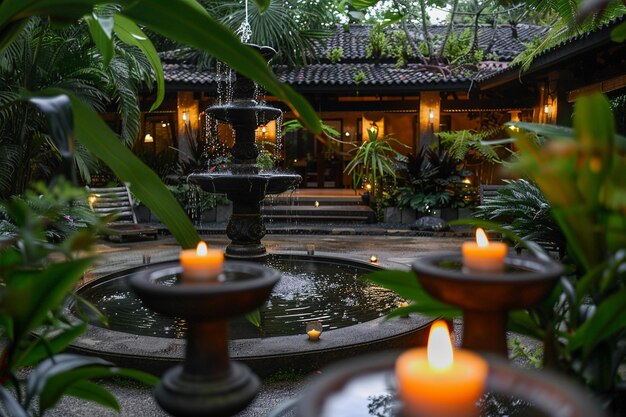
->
(410, 216, 449, 232)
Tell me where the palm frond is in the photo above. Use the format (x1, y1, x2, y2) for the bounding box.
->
(474, 179, 566, 254)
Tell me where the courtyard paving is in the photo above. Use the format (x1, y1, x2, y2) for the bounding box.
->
(51, 232, 472, 416)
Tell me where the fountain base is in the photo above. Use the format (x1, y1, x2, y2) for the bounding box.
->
(155, 362, 259, 417)
(225, 242, 267, 259)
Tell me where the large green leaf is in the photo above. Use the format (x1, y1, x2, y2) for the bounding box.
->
(113, 14, 164, 111)
(573, 94, 614, 208)
(568, 288, 626, 357)
(0, 18, 27, 52)
(0, 0, 97, 25)
(84, 12, 114, 66)
(26, 354, 113, 408)
(350, 0, 380, 10)
(364, 270, 460, 317)
(611, 21, 626, 42)
(250, 0, 270, 12)
(33, 356, 158, 412)
(65, 381, 119, 412)
(5, 258, 93, 350)
(47, 89, 199, 248)
(18, 322, 88, 369)
(40, 367, 158, 411)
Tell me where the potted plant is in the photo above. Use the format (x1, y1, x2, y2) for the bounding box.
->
(345, 128, 408, 220)
(397, 147, 475, 219)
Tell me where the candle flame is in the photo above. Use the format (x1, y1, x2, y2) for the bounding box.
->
(427, 320, 453, 370)
(196, 241, 208, 256)
(476, 228, 489, 248)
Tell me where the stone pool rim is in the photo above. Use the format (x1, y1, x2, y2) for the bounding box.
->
(67, 253, 434, 376)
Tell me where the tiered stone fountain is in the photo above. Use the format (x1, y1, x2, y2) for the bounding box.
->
(188, 44, 301, 259)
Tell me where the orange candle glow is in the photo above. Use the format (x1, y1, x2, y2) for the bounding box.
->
(462, 228, 507, 274)
(307, 329, 321, 341)
(179, 241, 224, 284)
(395, 320, 488, 417)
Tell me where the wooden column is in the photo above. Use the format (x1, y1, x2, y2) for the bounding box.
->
(177, 91, 200, 160)
(419, 91, 441, 149)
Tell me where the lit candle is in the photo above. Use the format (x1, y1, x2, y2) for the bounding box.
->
(307, 329, 321, 341)
(179, 241, 224, 284)
(396, 320, 488, 417)
(370, 255, 378, 263)
(462, 227, 507, 274)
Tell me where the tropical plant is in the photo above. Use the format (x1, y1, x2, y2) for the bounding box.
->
(437, 128, 504, 163)
(0, 18, 154, 196)
(0, 180, 159, 416)
(397, 147, 474, 215)
(473, 179, 566, 256)
(181, 0, 336, 68)
(365, 93, 626, 406)
(344, 129, 407, 207)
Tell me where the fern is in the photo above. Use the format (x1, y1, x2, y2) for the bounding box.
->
(474, 179, 565, 256)
(437, 128, 503, 162)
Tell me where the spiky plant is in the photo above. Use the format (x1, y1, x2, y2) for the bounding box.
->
(474, 178, 565, 256)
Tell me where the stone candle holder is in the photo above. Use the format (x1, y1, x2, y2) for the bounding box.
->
(130, 260, 279, 417)
(412, 252, 563, 355)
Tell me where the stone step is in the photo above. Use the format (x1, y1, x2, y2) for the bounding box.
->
(261, 204, 375, 224)
(262, 195, 364, 206)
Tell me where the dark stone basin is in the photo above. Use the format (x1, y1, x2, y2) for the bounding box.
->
(188, 173, 301, 198)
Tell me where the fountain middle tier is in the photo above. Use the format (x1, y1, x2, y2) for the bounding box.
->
(188, 172, 301, 198)
(188, 172, 301, 258)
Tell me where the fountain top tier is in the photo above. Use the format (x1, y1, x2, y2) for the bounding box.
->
(210, 44, 282, 127)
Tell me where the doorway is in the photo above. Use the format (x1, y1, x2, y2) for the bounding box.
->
(284, 119, 345, 188)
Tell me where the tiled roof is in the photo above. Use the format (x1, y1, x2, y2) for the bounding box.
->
(480, 14, 626, 84)
(163, 63, 217, 85)
(315, 24, 548, 62)
(161, 23, 545, 89)
(275, 61, 508, 87)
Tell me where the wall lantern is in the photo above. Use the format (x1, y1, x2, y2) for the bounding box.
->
(144, 134, 154, 143)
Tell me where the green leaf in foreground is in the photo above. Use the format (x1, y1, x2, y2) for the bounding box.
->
(365, 270, 459, 318)
(65, 381, 120, 412)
